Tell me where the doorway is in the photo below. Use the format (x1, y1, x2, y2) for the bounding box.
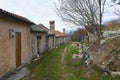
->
(15, 32, 21, 68)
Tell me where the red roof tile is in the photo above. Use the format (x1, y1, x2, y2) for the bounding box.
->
(55, 31, 66, 37)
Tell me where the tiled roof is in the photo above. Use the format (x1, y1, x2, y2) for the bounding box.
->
(38, 24, 49, 31)
(55, 31, 66, 37)
(30, 25, 47, 32)
(0, 8, 34, 25)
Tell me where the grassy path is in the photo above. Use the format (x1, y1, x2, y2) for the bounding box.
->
(61, 47, 67, 64)
(21, 44, 72, 80)
(21, 43, 120, 80)
(21, 44, 85, 80)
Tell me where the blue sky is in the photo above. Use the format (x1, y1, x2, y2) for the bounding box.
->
(0, 0, 119, 32)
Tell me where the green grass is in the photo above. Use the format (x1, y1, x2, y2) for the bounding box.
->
(21, 44, 68, 80)
(65, 45, 120, 80)
(67, 45, 79, 54)
(64, 45, 86, 80)
(100, 76, 119, 80)
(21, 43, 120, 80)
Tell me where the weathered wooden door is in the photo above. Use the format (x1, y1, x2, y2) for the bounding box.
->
(37, 36, 41, 55)
(15, 32, 21, 68)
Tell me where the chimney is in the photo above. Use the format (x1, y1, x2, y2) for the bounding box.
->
(49, 21, 55, 32)
(63, 28, 65, 34)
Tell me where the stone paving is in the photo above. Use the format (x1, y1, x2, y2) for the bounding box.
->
(0, 67, 29, 80)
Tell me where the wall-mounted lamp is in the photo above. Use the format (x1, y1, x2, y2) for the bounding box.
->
(9, 29, 15, 39)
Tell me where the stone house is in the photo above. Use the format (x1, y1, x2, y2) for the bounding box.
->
(48, 21, 55, 50)
(0, 9, 34, 77)
(30, 24, 47, 58)
(55, 29, 67, 47)
(39, 21, 67, 48)
(46, 21, 67, 49)
(47, 33, 55, 50)
(38, 21, 55, 50)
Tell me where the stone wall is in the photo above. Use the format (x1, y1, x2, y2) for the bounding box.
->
(0, 17, 31, 77)
(103, 30, 120, 38)
(48, 35, 55, 50)
(31, 32, 47, 58)
(88, 29, 120, 41)
(88, 33, 96, 41)
(31, 32, 38, 58)
(63, 37, 67, 44)
(55, 37, 60, 47)
(38, 33, 47, 53)
(55, 37, 67, 47)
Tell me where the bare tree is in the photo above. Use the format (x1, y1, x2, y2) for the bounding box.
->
(71, 28, 87, 41)
(55, 0, 107, 41)
(111, 0, 120, 16)
(112, 0, 120, 4)
(115, 10, 120, 18)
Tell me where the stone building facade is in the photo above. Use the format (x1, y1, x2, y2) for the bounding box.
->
(55, 30, 67, 47)
(48, 34, 55, 50)
(0, 9, 67, 78)
(0, 9, 34, 77)
(38, 21, 55, 50)
(30, 25, 47, 58)
(47, 21, 55, 50)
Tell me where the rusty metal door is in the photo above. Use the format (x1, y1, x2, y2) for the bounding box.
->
(15, 32, 21, 68)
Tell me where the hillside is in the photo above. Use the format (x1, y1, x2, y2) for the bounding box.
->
(88, 36, 120, 71)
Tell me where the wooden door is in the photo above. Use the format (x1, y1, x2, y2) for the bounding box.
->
(37, 36, 41, 55)
(15, 32, 21, 68)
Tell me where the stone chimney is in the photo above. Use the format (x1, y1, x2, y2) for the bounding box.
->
(49, 21, 55, 32)
(63, 28, 65, 34)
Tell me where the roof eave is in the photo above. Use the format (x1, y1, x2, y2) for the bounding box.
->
(0, 9, 35, 25)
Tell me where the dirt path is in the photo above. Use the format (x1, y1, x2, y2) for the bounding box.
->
(61, 47, 67, 64)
